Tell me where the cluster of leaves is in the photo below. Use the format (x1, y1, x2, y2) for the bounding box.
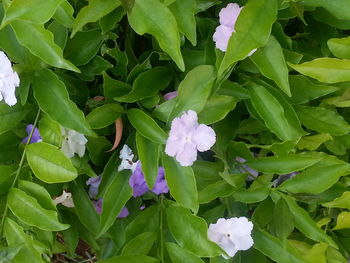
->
(1, 0, 350, 262)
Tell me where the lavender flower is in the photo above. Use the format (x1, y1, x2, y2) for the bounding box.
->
(22, 124, 42, 144)
(86, 176, 101, 199)
(94, 199, 129, 218)
(129, 161, 169, 197)
(164, 91, 178, 101)
(165, 110, 216, 166)
(0, 51, 20, 106)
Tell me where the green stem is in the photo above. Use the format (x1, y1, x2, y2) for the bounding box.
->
(159, 195, 165, 263)
(0, 109, 41, 238)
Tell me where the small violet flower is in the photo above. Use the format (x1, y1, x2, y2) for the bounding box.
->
(129, 161, 169, 197)
(208, 217, 254, 259)
(61, 127, 88, 158)
(86, 176, 101, 199)
(0, 51, 20, 106)
(236, 157, 258, 181)
(163, 91, 178, 101)
(94, 199, 129, 218)
(118, 144, 137, 172)
(165, 110, 216, 166)
(213, 3, 256, 55)
(22, 124, 42, 144)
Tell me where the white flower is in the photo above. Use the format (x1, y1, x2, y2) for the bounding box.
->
(0, 51, 20, 106)
(118, 144, 137, 171)
(53, 190, 74, 208)
(61, 127, 88, 158)
(208, 217, 254, 259)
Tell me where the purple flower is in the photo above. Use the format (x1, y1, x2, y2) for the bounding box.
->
(165, 110, 216, 166)
(236, 157, 258, 180)
(93, 199, 129, 218)
(164, 91, 178, 101)
(272, 172, 298, 187)
(86, 176, 101, 199)
(22, 124, 42, 144)
(129, 161, 169, 197)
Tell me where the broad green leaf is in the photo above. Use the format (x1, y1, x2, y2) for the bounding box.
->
(71, 183, 100, 235)
(327, 247, 348, 263)
(103, 72, 131, 99)
(18, 180, 56, 211)
(295, 105, 350, 136)
(26, 142, 77, 183)
(333, 212, 350, 230)
(54, 1, 74, 28)
(1, 0, 64, 25)
(218, 0, 277, 76)
(297, 134, 333, 151)
(271, 198, 294, 240)
(8, 188, 69, 231)
(245, 153, 323, 174)
(97, 255, 159, 263)
(39, 114, 62, 147)
(249, 84, 302, 140)
(328, 36, 350, 59)
(169, 0, 197, 45)
(136, 132, 160, 189)
(280, 193, 338, 248)
(163, 154, 198, 212)
(169, 65, 216, 120)
(127, 108, 167, 144)
(86, 104, 124, 129)
(116, 67, 172, 103)
(323, 191, 350, 210)
(198, 181, 236, 204)
(0, 244, 22, 263)
(250, 36, 290, 96)
(11, 21, 79, 72)
(33, 68, 94, 136)
(99, 170, 132, 236)
(72, 0, 121, 36)
(122, 232, 157, 255)
(253, 227, 307, 263)
(0, 165, 15, 194)
(198, 95, 238, 125)
(278, 164, 350, 194)
(305, 0, 350, 20)
(166, 242, 205, 263)
(289, 58, 350, 83)
(0, 103, 29, 135)
(166, 204, 222, 257)
(128, 0, 184, 71)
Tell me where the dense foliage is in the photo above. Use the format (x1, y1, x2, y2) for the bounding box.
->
(1, 0, 350, 262)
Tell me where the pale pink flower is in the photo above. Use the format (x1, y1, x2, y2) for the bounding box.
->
(0, 51, 19, 106)
(165, 110, 216, 166)
(163, 91, 178, 101)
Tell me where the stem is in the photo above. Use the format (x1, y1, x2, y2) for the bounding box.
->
(0, 109, 41, 237)
(159, 195, 165, 263)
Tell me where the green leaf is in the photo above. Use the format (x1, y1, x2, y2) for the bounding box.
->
(166, 204, 222, 257)
(72, 0, 121, 36)
(162, 154, 198, 212)
(128, 0, 184, 71)
(71, 183, 100, 235)
(11, 21, 79, 72)
(333, 211, 350, 230)
(8, 188, 69, 231)
(245, 153, 323, 174)
(249, 84, 302, 140)
(278, 163, 350, 194)
(127, 108, 168, 144)
(322, 191, 350, 210)
(122, 232, 157, 255)
(169, 65, 216, 120)
(99, 170, 132, 236)
(26, 142, 77, 183)
(198, 95, 238, 125)
(0, 244, 23, 263)
(86, 104, 123, 129)
(253, 227, 307, 263)
(289, 58, 350, 84)
(297, 134, 333, 151)
(168, 0, 197, 45)
(198, 180, 236, 204)
(116, 67, 172, 103)
(305, 0, 350, 20)
(218, 0, 277, 76)
(54, 1, 74, 28)
(166, 242, 205, 263)
(295, 105, 350, 136)
(280, 193, 338, 248)
(97, 255, 159, 263)
(33, 68, 94, 136)
(18, 180, 56, 211)
(1, 0, 64, 25)
(271, 198, 294, 240)
(39, 114, 62, 147)
(250, 36, 290, 96)
(328, 36, 350, 59)
(0, 103, 29, 135)
(136, 132, 160, 189)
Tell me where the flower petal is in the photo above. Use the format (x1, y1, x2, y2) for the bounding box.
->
(219, 3, 242, 28)
(192, 124, 216, 152)
(175, 142, 197, 166)
(213, 25, 234, 52)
